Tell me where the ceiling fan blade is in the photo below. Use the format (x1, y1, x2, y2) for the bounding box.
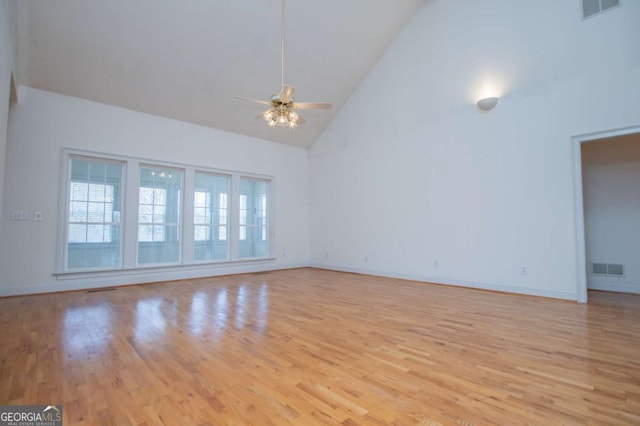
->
(279, 85, 295, 103)
(293, 102, 332, 110)
(297, 115, 306, 124)
(234, 96, 272, 106)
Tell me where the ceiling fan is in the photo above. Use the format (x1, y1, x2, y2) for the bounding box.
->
(234, 0, 332, 129)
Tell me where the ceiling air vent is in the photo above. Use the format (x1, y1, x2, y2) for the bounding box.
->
(582, 0, 621, 19)
(591, 262, 624, 276)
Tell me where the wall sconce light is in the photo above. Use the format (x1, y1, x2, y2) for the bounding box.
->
(477, 96, 499, 111)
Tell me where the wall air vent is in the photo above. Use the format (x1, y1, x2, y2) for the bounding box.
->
(591, 262, 624, 276)
(582, 0, 621, 19)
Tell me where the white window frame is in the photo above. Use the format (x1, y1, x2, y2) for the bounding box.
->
(193, 171, 230, 263)
(238, 176, 271, 259)
(56, 149, 274, 276)
(136, 165, 184, 267)
(62, 155, 125, 271)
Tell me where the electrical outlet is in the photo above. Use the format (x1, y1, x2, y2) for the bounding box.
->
(520, 266, 527, 275)
(434, 260, 439, 268)
(34, 211, 43, 221)
(364, 255, 368, 262)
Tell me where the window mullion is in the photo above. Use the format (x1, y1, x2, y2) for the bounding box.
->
(122, 160, 140, 269)
(182, 168, 195, 264)
(229, 174, 240, 260)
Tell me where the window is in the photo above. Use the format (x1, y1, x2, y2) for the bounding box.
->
(59, 151, 272, 274)
(193, 172, 229, 261)
(259, 194, 267, 241)
(66, 157, 123, 270)
(69, 182, 115, 243)
(219, 193, 228, 241)
(137, 167, 182, 265)
(239, 194, 247, 240)
(194, 191, 211, 241)
(239, 177, 269, 258)
(138, 187, 166, 242)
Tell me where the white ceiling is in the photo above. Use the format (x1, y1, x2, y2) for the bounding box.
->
(16, 0, 424, 148)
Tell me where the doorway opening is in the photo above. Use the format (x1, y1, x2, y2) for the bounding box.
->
(573, 126, 640, 302)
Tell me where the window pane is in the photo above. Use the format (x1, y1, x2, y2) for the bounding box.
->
(239, 177, 269, 258)
(139, 187, 153, 204)
(194, 207, 207, 225)
(154, 188, 166, 205)
(66, 157, 123, 270)
(88, 183, 105, 202)
(70, 182, 88, 201)
(194, 191, 207, 206)
(87, 202, 106, 222)
(138, 167, 182, 265)
(153, 225, 166, 241)
(138, 224, 153, 242)
(68, 224, 87, 243)
(87, 224, 106, 243)
(69, 201, 88, 222)
(194, 225, 209, 241)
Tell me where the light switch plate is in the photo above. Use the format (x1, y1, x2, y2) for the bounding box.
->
(10, 210, 28, 221)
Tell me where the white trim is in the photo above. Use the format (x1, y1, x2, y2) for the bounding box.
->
(63, 147, 273, 181)
(123, 160, 139, 268)
(571, 125, 640, 303)
(182, 168, 196, 264)
(53, 257, 277, 280)
(55, 150, 69, 272)
(588, 282, 640, 294)
(1, 262, 306, 297)
(5, 263, 579, 299)
(229, 174, 240, 259)
(310, 264, 577, 301)
(572, 135, 588, 303)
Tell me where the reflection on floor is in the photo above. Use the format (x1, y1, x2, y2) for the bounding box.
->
(1, 268, 639, 424)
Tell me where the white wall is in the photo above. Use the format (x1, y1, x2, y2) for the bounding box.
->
(310, 0, 640, 300)
(582, 134, 640, 293)
(0, 87, 310, 296)
(0, 0, 18, 242)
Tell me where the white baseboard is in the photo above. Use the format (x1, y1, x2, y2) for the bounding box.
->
(0, 262, 308, 297)
(0, 261, 579, 300)
(310, 263, 577, 301)
(588, 282, 640, 294)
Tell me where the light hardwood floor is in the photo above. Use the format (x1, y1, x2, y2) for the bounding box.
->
(1, 268, 640, 425)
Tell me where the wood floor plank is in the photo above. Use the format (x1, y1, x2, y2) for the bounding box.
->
(1, 268, 640, 424)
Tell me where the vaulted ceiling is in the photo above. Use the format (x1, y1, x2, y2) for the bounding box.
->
(16, 0, 424, 148)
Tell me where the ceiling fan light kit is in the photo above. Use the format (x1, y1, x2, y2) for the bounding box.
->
(235, 0, 331, 129)
(263, 106, 299, 129)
